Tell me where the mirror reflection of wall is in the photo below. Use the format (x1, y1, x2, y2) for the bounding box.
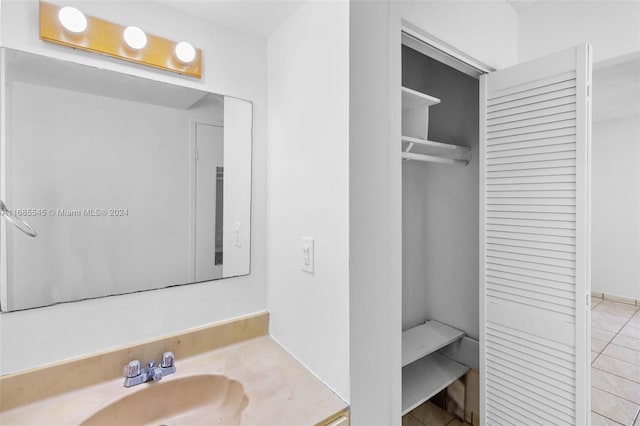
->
(0, 48, 252, 312)
(195, 121, 224, 282)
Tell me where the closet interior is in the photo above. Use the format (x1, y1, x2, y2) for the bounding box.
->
(401, 34, 481, 421)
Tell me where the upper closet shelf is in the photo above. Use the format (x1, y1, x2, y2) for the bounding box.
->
(401, 86, 471, 166)
(401, 137, 472, 166)
(402, 86, 441, 109)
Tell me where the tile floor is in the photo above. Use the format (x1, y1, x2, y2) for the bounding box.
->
(403, 298, 640, 425)
(402, 401, 466, 426)
(591, 297, 640, 426)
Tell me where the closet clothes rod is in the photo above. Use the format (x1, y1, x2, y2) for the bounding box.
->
(402, 151, 469, 166)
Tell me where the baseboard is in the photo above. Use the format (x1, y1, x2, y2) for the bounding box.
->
(591, 291, 639, 306)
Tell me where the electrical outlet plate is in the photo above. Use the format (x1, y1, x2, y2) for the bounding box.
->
(301, 237, 314, 274)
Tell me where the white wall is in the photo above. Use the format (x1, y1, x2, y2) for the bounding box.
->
(222, 97, 253, 277)
(349, 2, 401, 424)
(266, 0, 350, 401)
(592, 116, 640, 299)
(0, 0, 267, 374)
(518, 1, 640, 63)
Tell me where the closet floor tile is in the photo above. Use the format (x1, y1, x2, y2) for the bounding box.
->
(591, 387, 640, 425)
(410, 401, 453, 426)
(402, 414, 424, 426)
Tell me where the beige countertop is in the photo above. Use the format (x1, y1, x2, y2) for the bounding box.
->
(0, 314, 348, 425)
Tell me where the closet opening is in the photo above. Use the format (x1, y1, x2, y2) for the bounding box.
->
(401, 28, 485, 425)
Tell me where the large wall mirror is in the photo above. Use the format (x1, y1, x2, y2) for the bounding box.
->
(0, 48, 252, 312)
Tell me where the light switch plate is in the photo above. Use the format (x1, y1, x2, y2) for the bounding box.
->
(301, 237, 314, 274)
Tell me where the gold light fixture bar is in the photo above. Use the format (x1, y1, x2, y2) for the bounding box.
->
(39, 1, 202, 79)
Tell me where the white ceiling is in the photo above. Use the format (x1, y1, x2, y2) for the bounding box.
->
(155, 0, 305, 39)
(157, 0, 547, 37)
(505, 0, 541, 12)
(158, 1, 538, 38)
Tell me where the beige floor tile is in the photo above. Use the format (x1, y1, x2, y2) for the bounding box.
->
(620, 325, 640, 340)
(593, 354, 640, 383)
(410, 401, 453, 426)
(592, 367, 640, 404)
(591, 411, 624, 426)
(612, 334, 640, 352)
(595, 301, 639, 317)
(593, 311, 631, 333)
(593, 351, 601, 363)
(602, 344, 640, 366)
(591, 387, 640, 425)
(629, 313, 640, 329)
(593, 297, 603, 309)
(593, 327, 617, 343)
(592, 319, 627, 334)
(593, 337, 611, 353)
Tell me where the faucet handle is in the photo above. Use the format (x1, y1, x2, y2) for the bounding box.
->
(124, 360, 141, 378)
(161, 351, 174, 368)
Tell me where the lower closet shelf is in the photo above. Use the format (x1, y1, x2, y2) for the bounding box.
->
(402, 352, 469, 415)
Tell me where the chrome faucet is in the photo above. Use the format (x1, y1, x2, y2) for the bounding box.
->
(123, 351, 176, 387)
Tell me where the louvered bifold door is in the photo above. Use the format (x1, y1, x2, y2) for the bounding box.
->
(480, 44, 592, 426)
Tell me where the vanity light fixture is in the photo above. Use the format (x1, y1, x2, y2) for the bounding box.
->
(39, 1, 202, 78)
(123, 26, 147, 50)
(58, 6, 87, 33)
(175, 41, 196, 64)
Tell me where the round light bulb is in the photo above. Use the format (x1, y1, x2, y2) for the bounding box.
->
(123, 26, 147, 50)
(58, 7, 87, 33)
(175, 42, 196, 64)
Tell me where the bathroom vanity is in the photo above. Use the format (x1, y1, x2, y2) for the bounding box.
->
(0, 312, 349, 425)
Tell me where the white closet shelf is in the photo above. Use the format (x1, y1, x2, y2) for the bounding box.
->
(402, 86, 441, 109)
(402, 320, 465, 367)
(401, 136, 472, 166)
(402, 352, 470, 415)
